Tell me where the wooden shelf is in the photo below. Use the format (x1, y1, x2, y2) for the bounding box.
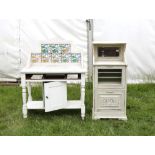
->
(98, 76, 122, 79)
(27, 101, 44, 109)
(98, 72, 122, 73)
(27, 100, 82, 110)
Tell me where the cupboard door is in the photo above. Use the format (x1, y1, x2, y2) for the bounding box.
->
(44, 82, 67, 112)
(95, 89, 125, 111)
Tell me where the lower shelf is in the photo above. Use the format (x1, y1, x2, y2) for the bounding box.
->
(27, 101, 44, 109)
(64, 101, 81, 109)
(27, 100, 82, 110)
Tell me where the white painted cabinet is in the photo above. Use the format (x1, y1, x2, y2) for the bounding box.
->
(44, 82, 67, 112)
(92, 42, 127, 120)
(21, 43, 86, 119)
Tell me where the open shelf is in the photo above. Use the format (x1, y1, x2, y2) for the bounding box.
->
(98, 69, 122, 84)
(27, 100, 81, 110)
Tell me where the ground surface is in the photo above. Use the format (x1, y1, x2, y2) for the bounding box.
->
(0, 83, 155, 136)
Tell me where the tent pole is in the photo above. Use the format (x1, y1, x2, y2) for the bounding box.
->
(86, 19, 93, 81)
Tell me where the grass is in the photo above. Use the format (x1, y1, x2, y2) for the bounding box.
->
(0, 83, 155, 136)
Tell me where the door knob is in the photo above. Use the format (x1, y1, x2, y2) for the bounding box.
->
(46, 96, 48, 99)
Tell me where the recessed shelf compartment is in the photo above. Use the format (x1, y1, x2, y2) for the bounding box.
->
(98, 69, 122, 84)
(26, 73, 81, 80)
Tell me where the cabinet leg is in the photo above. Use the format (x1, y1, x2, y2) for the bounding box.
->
(81, 105, 85, 120)
(23, 104, 27, 118)
(21, 74, 27, 118)
(81, 74, 85, 120)
(27, 82, 32, 101)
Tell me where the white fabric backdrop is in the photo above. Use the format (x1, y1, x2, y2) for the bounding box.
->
(0, 19, 87, 80)
(0, 20, 20, 80)
(1, 19, 155, 82)
(94, 19, 155, 83)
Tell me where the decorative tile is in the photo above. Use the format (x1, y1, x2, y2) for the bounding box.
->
(62, 54, 70, 63)
(41, 53, 50, 63)
(51, 54, 62, 63)
(31, 53, 42, 63)
(70, 53, 81, 63)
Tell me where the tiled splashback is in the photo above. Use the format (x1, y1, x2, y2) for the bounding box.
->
(31, 53, 81, 63)
(41, 44, 71, 54)
(31, 44, 81, 63)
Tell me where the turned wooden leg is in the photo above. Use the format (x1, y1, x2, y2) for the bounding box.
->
(81, 73, 85, 120)
(21, 74, 27, 118)
(27, 82, 32, 101)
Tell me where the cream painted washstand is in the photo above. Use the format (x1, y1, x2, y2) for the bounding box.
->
(21, 51, 86, 120)
(92, 42, 127, 120)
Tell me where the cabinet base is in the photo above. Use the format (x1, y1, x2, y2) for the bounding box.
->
(92, 114, 127, 121)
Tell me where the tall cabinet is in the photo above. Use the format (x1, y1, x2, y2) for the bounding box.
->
(92, 42, 127, 120)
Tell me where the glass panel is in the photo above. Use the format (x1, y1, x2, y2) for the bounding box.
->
(98, 47, 120, 57)
(98, 69, 122, 84)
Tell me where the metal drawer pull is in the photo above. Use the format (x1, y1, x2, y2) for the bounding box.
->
(106, 91, 113, 93)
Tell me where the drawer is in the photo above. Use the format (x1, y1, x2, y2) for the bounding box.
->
(94, 66, 126, 89)
(94, 89, 125, 110)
